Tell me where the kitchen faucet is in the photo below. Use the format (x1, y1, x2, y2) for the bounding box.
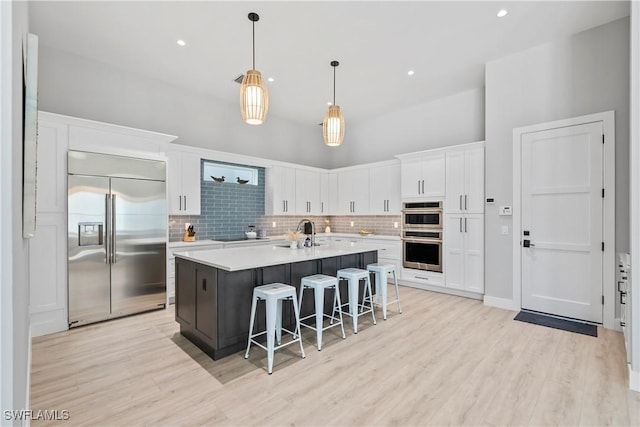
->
(296, 218, 315, 247)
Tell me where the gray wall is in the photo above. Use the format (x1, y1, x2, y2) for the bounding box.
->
(329, 88, 485, 168)
(1, 0, 30, 420)
(37, 46, 334, 169)
(484, 17, 630, 300)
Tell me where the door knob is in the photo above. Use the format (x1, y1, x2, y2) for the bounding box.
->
(523, 239, 536, 248)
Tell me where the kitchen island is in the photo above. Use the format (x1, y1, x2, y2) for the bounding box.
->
(173, 241, 381, 360)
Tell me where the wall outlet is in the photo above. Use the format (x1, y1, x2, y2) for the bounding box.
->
(272, 221, 276, 228)
(184, 222, 191, 230)
(499, 206, 512, 216)
(501, 225, 509, 235)
(393, 221, 399, 229)
(350, 221, 354, 227)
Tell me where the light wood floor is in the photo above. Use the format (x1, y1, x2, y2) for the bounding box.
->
(31, 287, 639, 426)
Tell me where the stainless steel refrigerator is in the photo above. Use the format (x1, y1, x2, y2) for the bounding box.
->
(68, 151, 167, 327)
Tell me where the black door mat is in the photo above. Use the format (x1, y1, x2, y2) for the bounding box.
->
(514, 311, 597, 337)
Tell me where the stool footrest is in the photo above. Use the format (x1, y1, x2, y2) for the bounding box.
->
(300, 313, 344, 332)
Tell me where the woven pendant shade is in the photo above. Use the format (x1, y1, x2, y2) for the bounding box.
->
(240, 70, 268, 125)
(323, 105, 345, 147)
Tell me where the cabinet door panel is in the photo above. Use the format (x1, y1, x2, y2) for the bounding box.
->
(282, 167, 296, 215)
(463, 215, 484, 293)
(319, 173, 329, 215)
(400, 160, 422, 198)
(422, 154, 445, 198)
(195, 267, 217, 343)
(167, 150, 183, 215)
(175, 259, 196, 327)
(445, 151, 465, 213)
(295, 169, 320, 214)
(218, 269, 255, 348)
(444, 215, 464, 290)
(36, 121, 68, 214)
(181, 152, 201, 215)
(369, 164, 400, 215)
(465, 148, 485, 214)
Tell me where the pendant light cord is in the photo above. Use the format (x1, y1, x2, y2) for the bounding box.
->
(333, 66, 336, 105)
(252, 21, 255, 70)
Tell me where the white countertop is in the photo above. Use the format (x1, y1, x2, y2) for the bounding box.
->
(168, 233, 399, 249)
(173, 240, 385, 271)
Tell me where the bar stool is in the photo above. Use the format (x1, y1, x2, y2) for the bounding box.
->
(298, 274, 346, 351)
(366, 263, 402, 320)
(335, 268, 376, 333)
(245, 283, 306, 374)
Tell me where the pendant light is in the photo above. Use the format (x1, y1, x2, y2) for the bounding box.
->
(240, 12, 268, 125)
(323, 61, 345, 147)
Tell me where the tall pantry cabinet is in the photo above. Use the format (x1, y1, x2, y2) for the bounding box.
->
(443, 142, 485, 293)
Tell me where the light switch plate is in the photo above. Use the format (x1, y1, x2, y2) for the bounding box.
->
(501, 225, 509, 235)
(499, 206, 512, 216)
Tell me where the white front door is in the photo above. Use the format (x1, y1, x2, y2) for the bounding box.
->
(521, 121, 603, 323)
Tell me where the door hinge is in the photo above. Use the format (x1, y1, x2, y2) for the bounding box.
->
(602, 295, 605, 305)
(602, 134, 605, 144)
(601, 242, 605, 251)
(602, 188, 605, 198)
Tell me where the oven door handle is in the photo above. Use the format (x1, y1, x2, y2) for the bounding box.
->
(402, 238, 442, 244)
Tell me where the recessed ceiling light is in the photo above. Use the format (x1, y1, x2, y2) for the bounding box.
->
(177, 39, 186, 46)
(407, 70, 415, 76)
(267, 77, 274, 82)
(497, 9, 508, 18)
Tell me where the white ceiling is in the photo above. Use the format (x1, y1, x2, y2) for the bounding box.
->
(29, 1, 630, 126)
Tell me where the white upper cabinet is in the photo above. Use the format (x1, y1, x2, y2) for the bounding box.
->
(445, 144, 484, 214)
(336, 168, 370, 215)
(369, 162, 401, 214)
(168, 150, 201, 215)
(400, 153, 445, 199)
(265, 165, 296, 215)
(320, 173, 330, 215)
(295, 169, 321, 215)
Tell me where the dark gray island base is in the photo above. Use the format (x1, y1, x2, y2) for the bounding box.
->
(175, 250, 377, 360)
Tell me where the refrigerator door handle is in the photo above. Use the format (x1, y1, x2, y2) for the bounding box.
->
(105, 194, 111, 264)
(111, 194, 116, 264)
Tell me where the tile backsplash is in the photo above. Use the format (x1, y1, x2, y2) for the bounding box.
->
(169, 159, 265, 241)
(254, 215, 401, 239)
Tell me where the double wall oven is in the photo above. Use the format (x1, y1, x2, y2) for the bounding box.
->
(402, 202, 442, 272)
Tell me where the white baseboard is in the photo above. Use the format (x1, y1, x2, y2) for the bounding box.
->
(612, 318, 623, 332)
(398, 280, 483, 301)
(630, 364, 640, 392)
(483, 295, 519, 312)
(30, 310, 68, 337)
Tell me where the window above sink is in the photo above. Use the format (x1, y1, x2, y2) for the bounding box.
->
(203, 160, 258, 185)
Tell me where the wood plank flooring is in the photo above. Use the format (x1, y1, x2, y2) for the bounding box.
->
(30, 287, 639, 426)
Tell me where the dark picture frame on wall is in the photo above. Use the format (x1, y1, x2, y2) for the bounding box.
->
(22, 32, 38, 239)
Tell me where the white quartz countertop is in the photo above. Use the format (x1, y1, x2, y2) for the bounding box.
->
(173, 240, 385, 271)
(168, 233, 399, 248)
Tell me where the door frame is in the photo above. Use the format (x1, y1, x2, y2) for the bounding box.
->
(512, 111, 616, 329)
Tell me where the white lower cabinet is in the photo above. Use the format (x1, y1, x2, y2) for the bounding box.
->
(445, 214, 484, 293)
